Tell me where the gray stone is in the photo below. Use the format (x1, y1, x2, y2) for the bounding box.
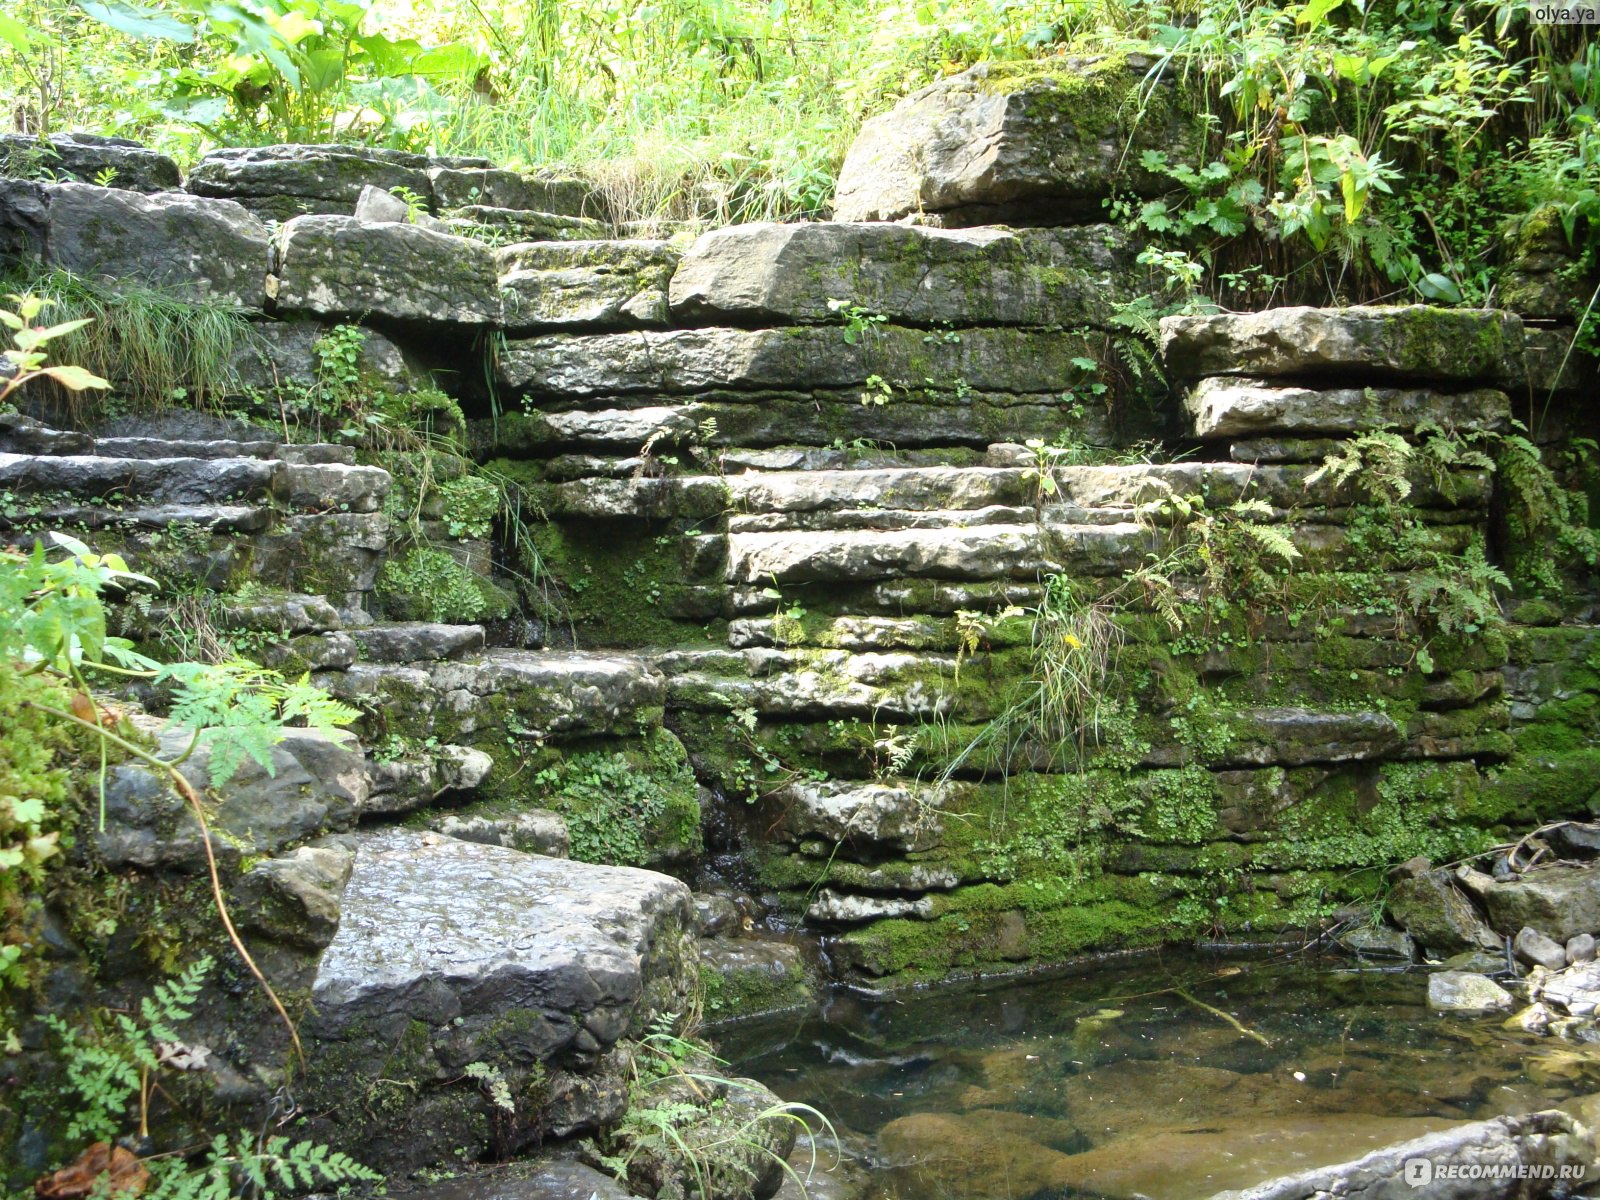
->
(1568, 934, 1597, 964)
(262, 631, 358, 672)
(353, 183, 410, 223)
(1224, 708, 1402, 768)
(187, 143, 447, 215)
(833, 56, 1195, 225)
(275, 461, 391, 512)
(0, 452, 279, 505)
(698, 936, 814, 1019)
(1339, 926, 1416, 960)
(1207, 1111, 1590, 1200)
(1426, 971, 1514, 1012)
(668, 221, 1135, 327)
(806, 889, 934, 924)
(0, 413, 93, 455)
(429, 166, 593, 216)
(498, 240, 679, 330)
(1480, 865, 1600, 943)
(693, 893, 744, 937)
(1535, 961, 1600, 1016)
(233, 842, 355, 950)
(0, 177, 50, 264)
(1389, 870, 1501, 955)
(1516, 926, 1571, 971)
(1, 132, 180, 192)
(309, 828, 697, 1061)
(43, 183, 270, 309)
(98, 724, 367, 872)
(774, 781, 944, 853)
(433, 808, 570, 858)
(1161, 306, 1523, 386)
(1183, 378, 1512, 439)
(442, 206, 609, 242)
(270, 214, 500, 327)
(363, 745, 494, 816)
(350, 622, 486, 662)
(497, 325, 1101, 397)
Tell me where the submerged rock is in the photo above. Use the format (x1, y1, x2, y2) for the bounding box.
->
(1427, 971, 1515, 1012)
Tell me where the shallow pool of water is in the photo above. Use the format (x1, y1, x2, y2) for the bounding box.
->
(722, 950, 1598, 1200)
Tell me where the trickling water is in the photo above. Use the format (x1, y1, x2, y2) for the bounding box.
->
(722, 951, 1596, 1200)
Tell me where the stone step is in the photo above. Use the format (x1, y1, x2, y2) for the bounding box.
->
(1182, 379, 1511, 441)
(0, 502, 270, 533)
(727, 505, 1037, 534)
(142, 591, 343, 636)
(655, 647, 960, 720)
(273, 461, 392, 513)
(0, 451, 280, 505)
(92, 436, 356, 465)
(363, 744, 495, 817)
(727, 522, 1150, 585)
(348, 622, 486, 663)
(316, 649, 664, 742)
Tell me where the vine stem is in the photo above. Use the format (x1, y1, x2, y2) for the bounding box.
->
(24, 699, 305, 1064)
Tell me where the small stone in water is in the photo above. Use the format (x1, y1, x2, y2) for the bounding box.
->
(1567, 933, 1597, 965)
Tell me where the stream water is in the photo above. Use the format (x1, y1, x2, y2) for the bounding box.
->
(723, 950, 1599, 1200)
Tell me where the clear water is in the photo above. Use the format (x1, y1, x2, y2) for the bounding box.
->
(722, 951, 1598, 1200)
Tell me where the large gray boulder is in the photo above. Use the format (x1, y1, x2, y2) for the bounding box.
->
(1207, 1111, 1590, 1200)
(270, 214, 500, 326)
(498, 326, 1100, 397)
(668, 221, 1135, 327)
(43, 183, 270, 309)
(188, 143, 488, 221)
(1183, 379, 1512, 439)
(0, 177, 49, 265)
(832, 55, 1196, 225)
(498, 240, 680, 330)
(1161, 306, 1524, 386)
(303, 830, 697, 1165)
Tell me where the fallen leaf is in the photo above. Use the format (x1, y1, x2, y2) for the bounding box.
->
(35, 1142, 149, 1199)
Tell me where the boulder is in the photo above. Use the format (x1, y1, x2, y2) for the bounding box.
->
(498, 240, 680, 330)
(667, 221, 1135, 327)
(43, 183, 270, 309)
(353, 183, 411, 223)
(1339, 926, 1416, 960)
(363, 745, 494, 816)
(270, 214, 500, 327)
(497, 325, 1100, 397)
(1206, 1111, 1591, 1200)
(1182, 378, 1511, 439)
(306, 830, 697, 1158)
(1516, 927, 1570, 972)
(0, 177, 50, 264)
(1427, 971, 1514, 1012)
(97, 724, 367, 872)
(1479, 866, 1600, 943)
(1, 132, 180, 192)
(1388, 870, 1500, 955)
(1160, 306, 1523, 386)
(833, 55, 1195, 225)
(1568, 934, 1596, 965)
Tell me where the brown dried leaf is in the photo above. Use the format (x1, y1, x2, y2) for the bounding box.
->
(35, 1142, 150, 1199)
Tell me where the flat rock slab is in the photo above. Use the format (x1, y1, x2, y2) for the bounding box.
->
(2, 133, 180, 192)
(1160, 306, 1523, 386)
(43, 183, 270, 309)
(1184, 378, 1513, 439)
(498, 325, 1099, 397)
(773, 780, 945, 852)
(498, 240, 679, 330)
(309, 829, 696, 1064)
(668, 221, 1134, 327)
(833, 55, 1194, 224)
(0, 452, 280, 505)
(429, 166, 593, 215)
(270, 214, 500, 326)
(400, 1162, 644, 1200)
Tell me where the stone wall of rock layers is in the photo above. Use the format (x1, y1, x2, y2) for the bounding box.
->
(2, 112, 1597, 1174)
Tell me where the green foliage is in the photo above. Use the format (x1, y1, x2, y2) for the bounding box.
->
(376, 546, 505, 622)
(4, 270, 249, 418)
(43, 960, 380, 1197)
(532, 735, 700, 866)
